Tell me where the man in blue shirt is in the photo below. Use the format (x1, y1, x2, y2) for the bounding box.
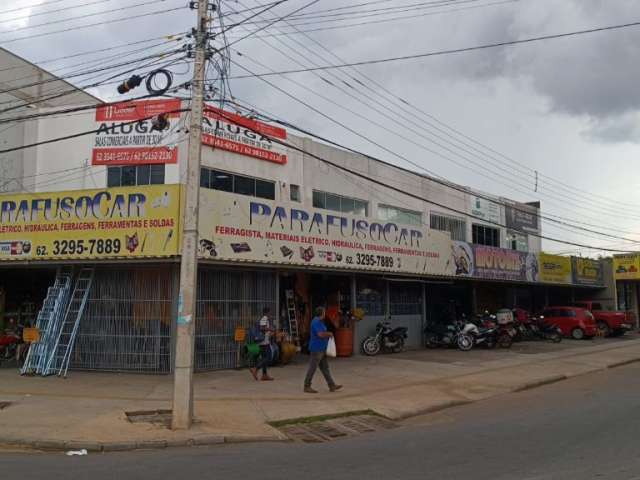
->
(304, 306, 342, 394)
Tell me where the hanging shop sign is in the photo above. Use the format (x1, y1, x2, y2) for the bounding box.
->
(572, 257, 604, 286)
(538, 253, 572, 284)
(0, 185, 181, 260)
(469, 196, 501, 224)
(201, 105, 288, 165)
(613, 254, 640, 280)
(91, 99, 182, 166)
(198, 190, 453, 276)
(505, 204, 539, 233)
(471, 245, 539, 282)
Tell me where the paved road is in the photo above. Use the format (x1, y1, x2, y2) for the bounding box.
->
(4, 363, 640, 479)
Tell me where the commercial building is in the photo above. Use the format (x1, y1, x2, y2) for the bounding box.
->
(0, 76, 610, 372)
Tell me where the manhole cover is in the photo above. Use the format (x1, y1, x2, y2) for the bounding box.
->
(352, 415, 399, 430)
(330, 417, 376, 434)
(0, 401, 12, 410)
(279, 425, 325, 443)
(305, 421, 349, 440)
(277, 414, 399, 443)
(125, 409, 172, 427)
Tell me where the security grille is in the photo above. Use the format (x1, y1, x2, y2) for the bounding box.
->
(430, 213, 466, 241)
(195, 268, 276, 371)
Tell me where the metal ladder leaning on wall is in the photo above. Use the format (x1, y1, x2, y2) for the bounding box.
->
(21, 267, 74, 376)
(44, 267, 95, 377)
(285, 289, 301, 350)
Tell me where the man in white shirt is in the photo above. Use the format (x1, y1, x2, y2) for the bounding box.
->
(251, 307, 275, 381)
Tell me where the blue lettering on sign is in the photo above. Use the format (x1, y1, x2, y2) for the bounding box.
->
(248, 201, 425, 247)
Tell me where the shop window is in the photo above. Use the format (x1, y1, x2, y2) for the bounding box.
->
(507, 230, 528, 252)
(472, 224, 500, 247)
(430, 212, 466, 241)
(200, 168, 275, 200)
(107, 165, 165, 187)
(356, 278, 385, 316)
(290, 184, 301, 202)
(390, 282, 422, 315)
(312, 190, 369, 216)
(379, 204, 421, 226)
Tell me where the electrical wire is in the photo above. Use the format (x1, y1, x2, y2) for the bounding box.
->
(1, 5, 187, 44)
(209, 107, 638, 253)
(229, 19, 640, 77)
(231, 8, 640, 232)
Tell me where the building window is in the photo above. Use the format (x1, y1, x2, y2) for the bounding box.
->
(356, 278, 385, 316)
(430, 213, 466, 241)
(472, 224, 500, 247)
(390, 282, 422, 315)
(290, 184, 301, 202)
(107, 165, 165, 187)
(312, 190, 368, 216)
(507, 230, 528, 252)
(200, 168, 275, 200)
(378, 204, 421, 226)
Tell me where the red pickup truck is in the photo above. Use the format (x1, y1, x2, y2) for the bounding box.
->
(572, 301, 633, 337)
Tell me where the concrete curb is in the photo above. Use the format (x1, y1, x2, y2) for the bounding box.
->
(512, 374, 568, 392)
(607, 358, 640, 369)
(385, 399, 472, 421)
(0, 433, 285, 453)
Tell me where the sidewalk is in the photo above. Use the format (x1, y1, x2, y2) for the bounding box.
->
(1, 336, 639, 451)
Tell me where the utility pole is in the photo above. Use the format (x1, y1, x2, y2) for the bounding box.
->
(172, 0, 209, 430)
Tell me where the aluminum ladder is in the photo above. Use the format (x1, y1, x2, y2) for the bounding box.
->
(44, 267, 94, 377)
(21, 268, 73, 375)
(285, 289, 300, 348)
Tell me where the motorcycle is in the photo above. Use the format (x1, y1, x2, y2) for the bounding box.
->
(424, 320, 474, 351)
(0, 334, 22, 366)
(362, 320, 408, 356)
(529, 316, 562, 343)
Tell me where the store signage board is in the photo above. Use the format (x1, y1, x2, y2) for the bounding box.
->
(469, 196, 501, 224)
(0, 185, 181, 260)
(202, 105, 288, 165)
(505, 204, 539, 233)
(92, 99, 182, 166)
(471, 245, 539, 282)
(613, 254, 640, 280)
(572, 257, 604, 286)
(538, 253, 572, 284)
(198, 190, 453, 276)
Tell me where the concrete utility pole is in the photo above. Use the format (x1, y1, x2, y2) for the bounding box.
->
(172, 0, 209, 430)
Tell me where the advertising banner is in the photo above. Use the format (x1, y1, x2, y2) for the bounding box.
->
(505, 204, 538, 233)
(471, 245, 539, 282)
(613, 254, 640, 280)
(572, 257, 604, 286)
(202, 105, 288, 165)
(469, 196, 501, 224)
(92, 99, 182, 166)
(0, 185, 181, 260)
(538, 253, 572, 284)
(198, 190, 453, 276)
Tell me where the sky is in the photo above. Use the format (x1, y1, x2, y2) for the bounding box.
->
(3, 0, 640, 256)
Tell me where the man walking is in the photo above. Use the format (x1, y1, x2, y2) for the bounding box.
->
(304, 306, 342, 393)
(251, 307, 274, 381)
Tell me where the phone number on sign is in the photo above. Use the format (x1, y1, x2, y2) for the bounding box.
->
(35, 238, 123, 256)
(347, 253, 394, 268)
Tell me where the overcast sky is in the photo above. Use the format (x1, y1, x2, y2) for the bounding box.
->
(3, 0, 640, 256)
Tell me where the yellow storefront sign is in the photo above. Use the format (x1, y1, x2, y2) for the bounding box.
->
(613, 254, 640, 280)
(0, 185, 181, 260)
(538, 253, 572, 284)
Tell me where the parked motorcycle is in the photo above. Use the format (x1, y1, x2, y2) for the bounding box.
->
(362, 320, 408, 356)
(528, 317, 562, 343)
(424, 320, 474, 351)
(0, 334, 22, 366)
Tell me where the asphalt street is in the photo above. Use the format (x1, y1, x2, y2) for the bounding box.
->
(4, 362, 640, 480)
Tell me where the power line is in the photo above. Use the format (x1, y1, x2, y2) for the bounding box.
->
(227, 96, 640, 247)
(1, 5, 187, 44)
(0, 0, 130, 26)
(0, 0, 71, 15)
(230, 19, 640, 78)
(226, 0, 320, 47)
(235, 1, 640, 225)
(210, 107, 637, 253)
